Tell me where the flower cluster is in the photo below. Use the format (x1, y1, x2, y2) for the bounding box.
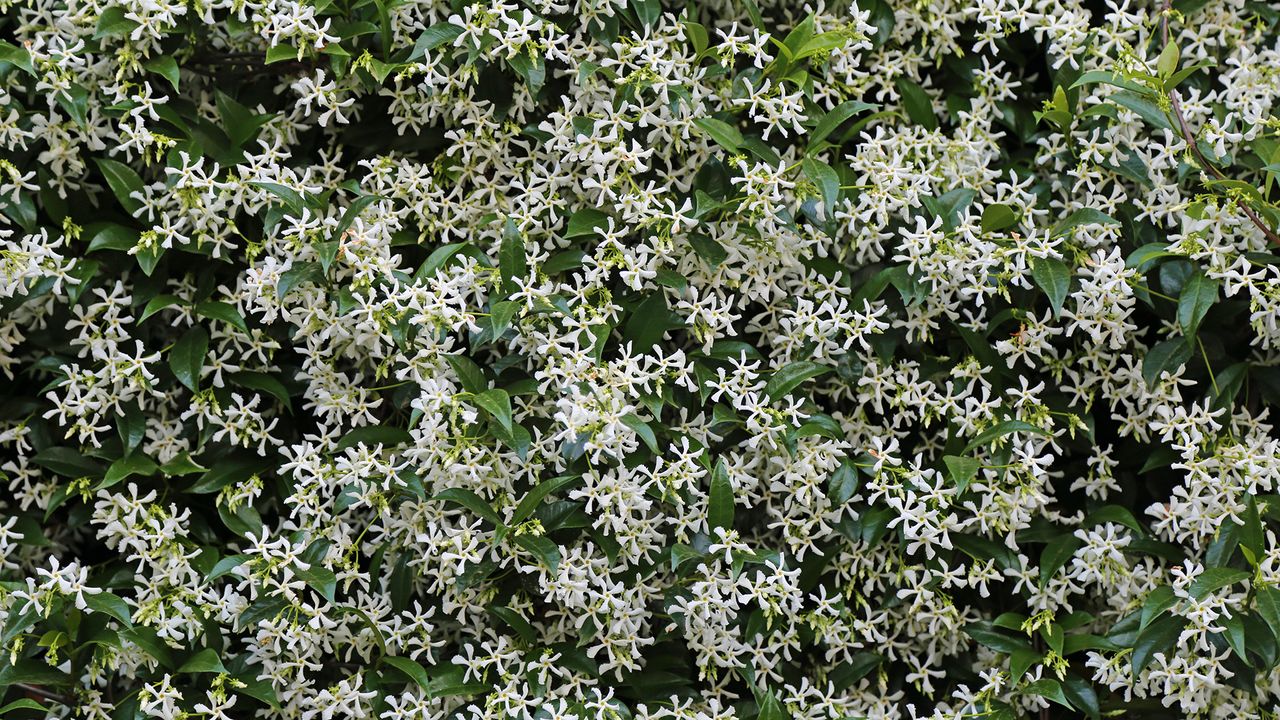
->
(2, 0, 1280, 718)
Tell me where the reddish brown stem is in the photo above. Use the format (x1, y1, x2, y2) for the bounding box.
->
(16, 683, 72, 705)
(1159, 0, 1280, 246)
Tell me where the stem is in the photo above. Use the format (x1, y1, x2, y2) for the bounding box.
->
(15, 683, 72, 705)
(1159, 1, 1280, 246)
(1130, 283, 1177, 303)
(1196, 336, 1219, 396)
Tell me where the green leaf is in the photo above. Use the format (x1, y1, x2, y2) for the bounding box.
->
(963, 621, 1034, 654)
(1009, 648, 1041, 683)
(708, 459, 734, 530)
(216, 91, 271, 150)
(161, 452, 208, 477)
(688, 232, 728, 267)
(293, 562, 337, 602)
(474, 388, 513, 433)
(1050, 208, 1120, 238)
(625, 293, 682, 351)
(425, 665, 489, 698)
(249, 181, 305, 215)
(962, 420, 1051, 454)
(120, 626, 175, 668)
(136, 243, 163, 276)
(143, 55, 180, 91)
(86, 223, 140, 254)
(1242, 497, 1265, 566)
(1177, 271, 1218, 338)
(94, 158, 144, 215)
(764, 361, 831, 400)
(234, 676, 282, 710)
(828, 459, 859, 505)
(383, 655, 431, 688)
(230, 371, 293, 410)
(117, 404, 146, 456)
(332, 194, 381, 244)
(508, 51, 546, 92)
(277, 262, 323, 299)
(334, 425, 413, 452)
(102, 454, 158, 489)
(510, 475, 579, 528)
(1030, 256, 1071, 316)
(1071, 70, 1152, 95)
(942, 455, 981, 492)
(188, 457, 269, 494)
(1142, 338, 1193, 387)
(778, 13, 814, 59)
(486, 605, 536, 644)
(1111, 91, 1174, 131)
(1188, 567, 1249, 600)
(1156, 41, 1180, 78)
(140, 293, 182, 322)
(206, 554, 250, 582)
(32, 447, 104, 478)
(620, 413, 659, 453)
(83, 591, 133, 626)
(55, 84, 90, 128)
(316, 238, 340, 275)
(566, 208, 610, 239)
(1082, 505, 1145, 535)
(488, 300, 520, 338)
(1132, 612, 1184, 674)
(444, 354, 488, 394)
(0, 601, 41, 646)
(410, 23, 464, 60)
(923, 188, 976, 231)
(1255, 586, 1280, 641)
(807, 99, 877, 149)
(264, 44, 300, 64)
(1022, 679, 1072, 709)
(671, 544, 703, 573)
(432, 488, 503, 527)
(169, 325, 209, 392)
(980, 203, 1020, 232)
(894, 77, 937, 131)
(499, 221, 527, 294)
(178, 648, 228, 674)
(802, 157, 840, 210)
(795, 32, 849, 62)
(1222, 611, 1248, 663)
(0, 700, 48, 715)
(755, 686, 788, 720)
(1166, 59, 1216, 89)
(683, 20, 708, 55)
(1209, 362, 1248, 411)
(693, 117, 743, 152)
(0, 659, 73, 688)
(513, 534, 560, 572)
(1039, 535, 1082, 588)
(195, 301, 249, 333)
(0, 40, 35, 75)
(543, 249, 585, 275)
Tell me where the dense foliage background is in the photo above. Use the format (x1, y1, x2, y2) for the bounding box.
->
(3, 0, 1280, 717)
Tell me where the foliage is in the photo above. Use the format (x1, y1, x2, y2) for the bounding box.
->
(2, 0, 1280, 718)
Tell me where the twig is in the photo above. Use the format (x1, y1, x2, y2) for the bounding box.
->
(16, 683, 73, 706)
(183, 48, 320, 79)
(1159, 0, 1280, 246)
(185, 57, 316, 79)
